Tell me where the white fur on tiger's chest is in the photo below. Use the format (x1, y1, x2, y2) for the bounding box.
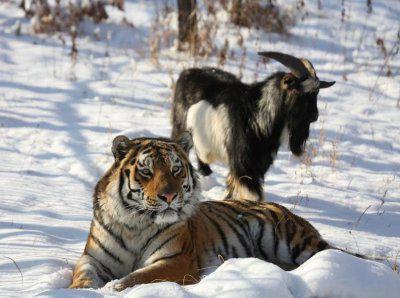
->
(186, 101, 230, 165)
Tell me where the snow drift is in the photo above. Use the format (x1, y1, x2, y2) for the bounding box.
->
(36, 250, 400, 297)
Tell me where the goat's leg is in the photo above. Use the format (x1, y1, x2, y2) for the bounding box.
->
(225, 173, 263, 201)
(197, 156, 212, 176)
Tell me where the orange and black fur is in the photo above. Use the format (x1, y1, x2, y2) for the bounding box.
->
(70, 133, 336, 291)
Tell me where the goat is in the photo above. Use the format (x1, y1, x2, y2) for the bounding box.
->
(171, 52, 335, 201)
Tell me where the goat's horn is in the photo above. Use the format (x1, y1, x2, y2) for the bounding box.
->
(319, 80, 336, 88)
(258, 51, 310, 79)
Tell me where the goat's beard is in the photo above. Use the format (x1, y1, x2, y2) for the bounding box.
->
(287, 118, 310, 156)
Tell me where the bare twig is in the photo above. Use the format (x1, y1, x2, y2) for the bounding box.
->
(356, 205, 372, 224)
(369, 28, 400, 102)
(2, 256, 23, 288)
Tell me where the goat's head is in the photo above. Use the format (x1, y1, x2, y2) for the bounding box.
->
(258, 51, 335, 156)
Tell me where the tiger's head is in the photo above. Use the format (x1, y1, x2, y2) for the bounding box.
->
(95, 132, 199, 227)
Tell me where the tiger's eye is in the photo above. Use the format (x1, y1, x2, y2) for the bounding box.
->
(141, 169, 151, 175)
(172, 166, 180, 172)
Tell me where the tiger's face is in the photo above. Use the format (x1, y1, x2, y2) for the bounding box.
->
(104, 133, 199, 226)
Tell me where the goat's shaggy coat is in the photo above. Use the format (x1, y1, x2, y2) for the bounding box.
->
(171, 52, 335, 201)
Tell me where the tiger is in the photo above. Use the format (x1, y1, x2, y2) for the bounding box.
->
(69, 133, 352, 291)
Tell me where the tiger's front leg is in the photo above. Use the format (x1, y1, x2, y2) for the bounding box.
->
(70, 254, 111, 289)
(111, 253, 199, 292)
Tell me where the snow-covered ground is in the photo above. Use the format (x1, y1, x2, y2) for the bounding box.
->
(0, 0, 399, 297)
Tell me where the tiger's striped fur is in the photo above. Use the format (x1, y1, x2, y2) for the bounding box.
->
(70, 134, 331, 291)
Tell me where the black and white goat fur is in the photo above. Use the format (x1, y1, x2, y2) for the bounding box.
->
(171, 52, 335, 201)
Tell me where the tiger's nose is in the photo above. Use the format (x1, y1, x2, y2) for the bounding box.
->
(158, 193, 177, 204)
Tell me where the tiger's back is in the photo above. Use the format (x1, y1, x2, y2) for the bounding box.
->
(192, 200, 328, 271)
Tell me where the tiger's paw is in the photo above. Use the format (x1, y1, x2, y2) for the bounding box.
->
(112, 280, 127, 292)
(69, 278, 96, 289)
(104, 279, 132, 292)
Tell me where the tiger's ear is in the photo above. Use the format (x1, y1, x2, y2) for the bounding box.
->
(112, 135, 131, 161)
(177, 131, 193, 153)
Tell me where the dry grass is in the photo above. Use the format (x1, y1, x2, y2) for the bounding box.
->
(392, 253, 399, 274)
(196, 0, 221, 58)
(384, 251, 400, 274)
(148, 0, 294, 62)
(149, 1, 176, 65)
(229, 0, 293, 35)
(19, 0, 124, 34)
(369, 29, 400, 102)
(16, 0, 295, 70)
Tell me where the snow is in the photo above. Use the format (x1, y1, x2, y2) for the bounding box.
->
(36, 250, 400, 298)
(0, 0, 399, 297)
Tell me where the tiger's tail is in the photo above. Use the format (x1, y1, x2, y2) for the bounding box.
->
(328, 245, 385, 261)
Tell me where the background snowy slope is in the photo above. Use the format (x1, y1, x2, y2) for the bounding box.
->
(0, 0, 399, 297)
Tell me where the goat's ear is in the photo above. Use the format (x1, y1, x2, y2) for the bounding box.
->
(112, 135, 131, 160)
(282, 74, 300, 91)
(177, 131, 193, 153)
